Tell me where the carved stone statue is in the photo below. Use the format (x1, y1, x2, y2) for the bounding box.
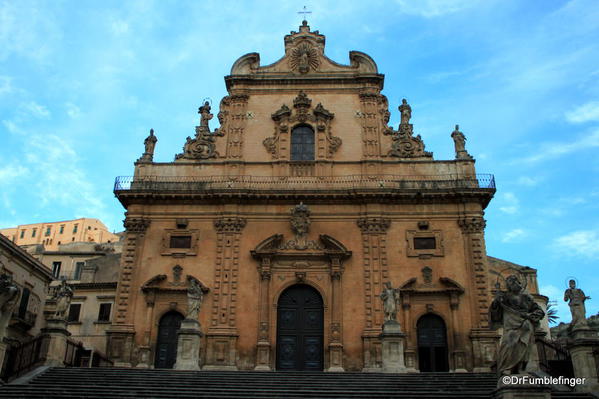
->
(137, 129, 157, 162)
(564, 279, 590, 330)
(380, 282, 399, 322)
(186, 277, 204, 321)
(0, 273, 20, 339)
(399, 99, 411, 125)
(198, 101, 213, 129)
(53, 279, 74, 320)
(489, 275, 545, 375)
(451, 125, 472, 160)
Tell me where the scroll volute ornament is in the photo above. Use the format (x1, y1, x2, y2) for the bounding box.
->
(384, 99, 432, 159)
(264, 91, 341, 159)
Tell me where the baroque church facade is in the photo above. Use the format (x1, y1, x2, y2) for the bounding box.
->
(106, 22, 545, 373)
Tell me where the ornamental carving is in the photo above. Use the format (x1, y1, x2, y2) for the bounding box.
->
(458, 217, 486, 234)
(280, 203, 323, 250)
(123, 216, 151, 233)
(384, 99, 432, 159)
(289, 42, 320, 74)
(176, 101, 224, 161)
(263, 91, 341, 159)
(213, 217, 247, 233)
(357, 217, 391, 234)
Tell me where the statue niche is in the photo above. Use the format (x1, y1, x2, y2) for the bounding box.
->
(264, 91, 341, 160)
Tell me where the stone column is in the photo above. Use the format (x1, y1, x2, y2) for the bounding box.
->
(327, 260, 344, 372)
(223, 94, 249, 159)
(254, 258, 272, 371)
(380, 320, 407, 373)
(174, 319, 203, 370)
(449, 291, 467, 372)
(357, 217, 391, 371)
(568, 328, 599, 393)
(204, 217, 246, 370)
(107, 216, 150, 367)
(460, 216, 498, 372)
(41, 319, 71, 367)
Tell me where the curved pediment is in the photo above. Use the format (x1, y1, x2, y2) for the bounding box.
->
(229, 22, 378, 77)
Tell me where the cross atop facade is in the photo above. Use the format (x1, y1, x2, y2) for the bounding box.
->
(298, 6, 312, 22)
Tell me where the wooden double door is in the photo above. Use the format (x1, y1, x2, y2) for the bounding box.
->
(154, 311, 184, 369)
(276, 284, 324, 371)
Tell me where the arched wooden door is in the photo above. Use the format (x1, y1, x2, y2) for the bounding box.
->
(154, 311, 184, 369)
(276, 284, 324, 371)
(417, 314, 449, 372)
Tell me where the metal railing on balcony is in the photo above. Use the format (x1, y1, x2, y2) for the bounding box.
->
(114, 174, 495, 194)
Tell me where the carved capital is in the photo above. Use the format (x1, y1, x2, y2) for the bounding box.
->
(458, 217, 486, 234)
(123, 217, 151, 233)
(357, 217, 391, 234)
(213, 217, 247, 233)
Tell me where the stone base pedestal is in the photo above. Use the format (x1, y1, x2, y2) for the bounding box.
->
(326, 342, 344, 372)
(471, 328, 500, 372)
(174, 319, 203, 371)
(41, 318, 71, 367)
(0, 341, 8, 375)
(494, 379, 551, 399)
(568, 328, 599, 393)
(106, 324, 135, 367)
(254, 340, 271, 371)
(380, 321, 407, 373)
(203, 330, 238, 370)
(135, 346, 151, 368)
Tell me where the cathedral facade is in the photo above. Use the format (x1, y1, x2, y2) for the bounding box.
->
(106, 22, 543, 372)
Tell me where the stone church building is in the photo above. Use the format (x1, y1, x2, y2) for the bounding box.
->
(107, 22, 545, 373)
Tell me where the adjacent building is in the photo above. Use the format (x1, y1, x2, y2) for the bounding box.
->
(0, 218, 119, 252)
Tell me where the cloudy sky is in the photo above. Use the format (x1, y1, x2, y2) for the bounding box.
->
(1, 0, 598, 322)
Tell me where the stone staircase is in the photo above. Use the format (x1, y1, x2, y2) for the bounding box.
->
(0, 367, 594, 398)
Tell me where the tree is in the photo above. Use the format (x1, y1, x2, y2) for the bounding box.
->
(546, 301, 559, 325)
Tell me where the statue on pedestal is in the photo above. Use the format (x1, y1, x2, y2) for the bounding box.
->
(380, 282, 399, 323)
(451, 125, 472, 160)
(489, 275, 545, 375)
(564, 279, 590, 331)
(137, 129, 157, 163)
(0, 273, 20, 339)
(53, 280, 73, 320)
(186, 277, 204, 321)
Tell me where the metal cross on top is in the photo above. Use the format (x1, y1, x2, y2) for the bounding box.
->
(298, 6, 312, 22)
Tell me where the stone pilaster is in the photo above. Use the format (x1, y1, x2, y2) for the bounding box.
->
(327, 260, 344, 372)
(223, 95, 249, 159)
(255, 258, 272, 371)
(107, 215, 150, 366)
(358, 217, 390, 371)
(204, 217, 246, 370)
(358, 93, 386, 159)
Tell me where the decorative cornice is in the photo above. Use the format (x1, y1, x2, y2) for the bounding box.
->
(357, 217, 391, 234)
(213, 217, 247, 233)
(458, 217, 486, 234)
(123, 217, 151, 233)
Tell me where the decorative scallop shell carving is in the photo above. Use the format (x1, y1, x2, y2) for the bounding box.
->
(289, 43, 320, 73)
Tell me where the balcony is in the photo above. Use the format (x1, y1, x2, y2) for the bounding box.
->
(114, 174, 495, 206)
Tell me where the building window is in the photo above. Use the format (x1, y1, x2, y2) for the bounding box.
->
(74, 262, 85, 280)
(291, 125, 315, 161)
(18, 287, 31, 319)
(67, 304, 81, 322)
(59, 225, 65, 234)
(52, 262, 62, 279)
(45, 226, 51, 236)
(169, 235, 192, 249)
(20, 230, 25, 239)
(73, 224, 78, 234)
(32, 228, 37, 238)
(98, 303, 112, 322)
(414, 237, 436, 250)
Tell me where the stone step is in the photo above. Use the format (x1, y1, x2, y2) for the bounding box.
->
(0, 367, 593, 399)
